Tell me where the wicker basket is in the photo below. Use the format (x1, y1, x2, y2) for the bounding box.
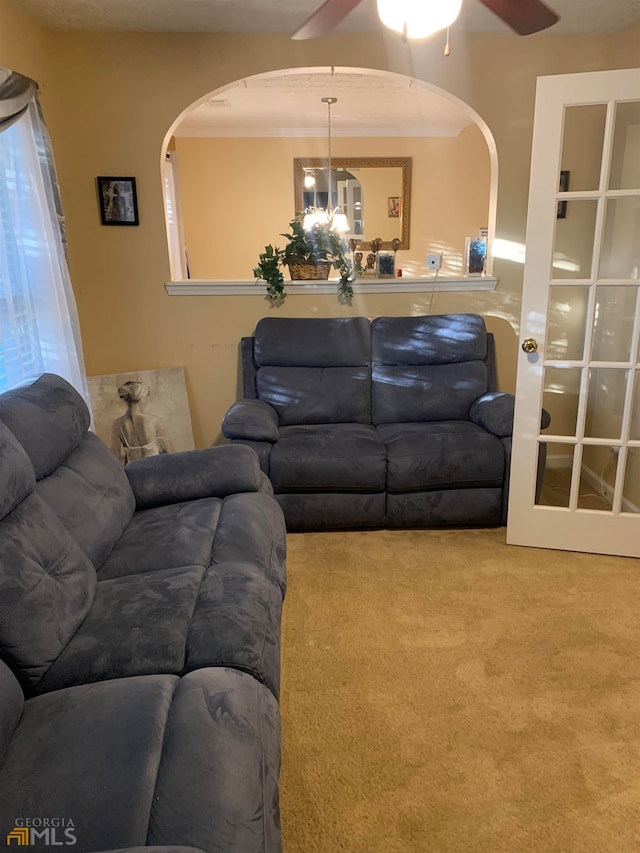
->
(286, 257, 332, 281)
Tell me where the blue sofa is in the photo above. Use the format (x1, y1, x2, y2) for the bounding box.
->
(0, 374, 286, 853)
(222, 314, 531, 532)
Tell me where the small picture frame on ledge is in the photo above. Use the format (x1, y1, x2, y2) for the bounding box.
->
(464, 237, 486, 276)
(97, 176, 139, 226)
(377, 251, 396, 278)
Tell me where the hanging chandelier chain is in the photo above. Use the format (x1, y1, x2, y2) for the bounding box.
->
(321, 96, 337, 216)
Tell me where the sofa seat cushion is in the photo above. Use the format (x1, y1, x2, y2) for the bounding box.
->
(0, 668, 281, 853)
(386, 488, 503, 528)
(0, 674, 179, 850)
(269, 424, 386, 493)
(98, 498, 222, 580)
(34, 567, 205, 694)
(148, 668, 281, 853)
(276, 492, 386, 532)
(377, 421, 505, 493)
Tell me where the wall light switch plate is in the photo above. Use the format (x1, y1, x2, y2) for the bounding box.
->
(427, 254, 442, 270)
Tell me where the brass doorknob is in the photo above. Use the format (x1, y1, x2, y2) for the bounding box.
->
(521, 338, 538, 353)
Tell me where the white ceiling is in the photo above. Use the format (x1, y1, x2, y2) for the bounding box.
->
(20, 0, 639, 138)
(174, 70, 478, 138)
(17, 0, 640, 35)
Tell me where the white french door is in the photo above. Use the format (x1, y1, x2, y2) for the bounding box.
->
(508, 68, 640, 558)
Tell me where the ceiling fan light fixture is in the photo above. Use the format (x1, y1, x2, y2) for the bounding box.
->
(376, 0, 462, 40)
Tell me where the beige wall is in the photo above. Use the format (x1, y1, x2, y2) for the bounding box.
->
(175, 125, 490, 280)
(0, 0, 50, 80)
(1, 12, 639, 446)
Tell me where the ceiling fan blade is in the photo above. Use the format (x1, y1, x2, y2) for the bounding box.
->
(478, 0, 559, 35)
(291, 0, 364, 40)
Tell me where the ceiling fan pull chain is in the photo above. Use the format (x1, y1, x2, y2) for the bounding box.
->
(444, 26, 451, 56)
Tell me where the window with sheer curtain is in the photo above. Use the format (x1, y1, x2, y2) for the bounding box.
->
(0, 69, 87, 397)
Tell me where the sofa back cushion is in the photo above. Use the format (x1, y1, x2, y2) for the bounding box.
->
(254, 317, 372, 425)
(371, 314, 490, 424)
(0, 421, 96, 690)
(0, 373, 90, 477)
(0, 374, 135, 568)
(0, 659, 23, 765)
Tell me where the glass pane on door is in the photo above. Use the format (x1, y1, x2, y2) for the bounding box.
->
(584, 368, 626, 439)
(600, 198, 640, 279)
(546, 286, 589, 359)
(622, 447, 640, 513)
(609, 101, 640, 191)
(591, 286, 638, 362)
(577, 444, 615, 511)
(561, 104, 607, 192)
(542, 366, 581, 436)
(631, 370, 640, 440)
(553, 200, 598, 279)
(535, 441, 574, 507)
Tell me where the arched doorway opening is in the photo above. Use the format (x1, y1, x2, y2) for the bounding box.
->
(162, 67, 497, 282)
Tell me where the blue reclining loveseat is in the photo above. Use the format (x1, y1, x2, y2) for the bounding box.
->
(222, 313, 526, 532)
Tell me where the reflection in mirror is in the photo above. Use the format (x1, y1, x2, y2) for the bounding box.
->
(294, 158, 411, 250)
(302, 168, 363, 237)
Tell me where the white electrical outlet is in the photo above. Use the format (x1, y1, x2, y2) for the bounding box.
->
(427, 253, 441, 271)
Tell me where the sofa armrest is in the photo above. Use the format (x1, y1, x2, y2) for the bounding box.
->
(470, 392, 552, 437)
(222, 399, 279, 442)
(469, 392, 515, 438)
(125, 444, 262, 510)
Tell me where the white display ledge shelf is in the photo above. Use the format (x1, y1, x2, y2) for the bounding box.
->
(165, 276, 497, 296)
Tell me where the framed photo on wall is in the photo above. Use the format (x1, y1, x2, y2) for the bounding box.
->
(97, 176, 139, 226)
(388, 196, 400, 218)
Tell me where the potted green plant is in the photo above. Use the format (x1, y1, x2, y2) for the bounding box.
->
(254, 214, 354, 302)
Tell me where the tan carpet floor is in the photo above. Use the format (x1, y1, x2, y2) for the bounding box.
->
(279, 528, 640, 853)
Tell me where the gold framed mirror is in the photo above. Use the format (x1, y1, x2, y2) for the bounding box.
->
(294, 157, 412, 250)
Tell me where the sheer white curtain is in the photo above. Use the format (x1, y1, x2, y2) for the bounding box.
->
(0, 93, 87, 397)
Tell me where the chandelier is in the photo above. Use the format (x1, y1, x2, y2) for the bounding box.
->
(303, 96, 349, 234)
